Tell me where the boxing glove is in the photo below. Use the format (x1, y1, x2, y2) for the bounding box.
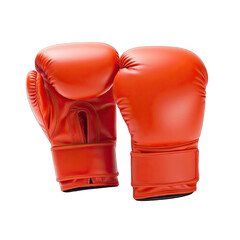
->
(27, 43, 119, 191)
(113, 47, 208, 200)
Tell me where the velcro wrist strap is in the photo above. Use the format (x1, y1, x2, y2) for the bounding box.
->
(51, 142, 118, 182)
(131, 149, 199, 187)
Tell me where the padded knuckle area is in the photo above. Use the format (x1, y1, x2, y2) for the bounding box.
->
(35, 43, 119, 100)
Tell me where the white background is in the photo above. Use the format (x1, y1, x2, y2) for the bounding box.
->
(1, 0, 239, 239)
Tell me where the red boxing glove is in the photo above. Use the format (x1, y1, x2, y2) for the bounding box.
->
(27, 43, 119, 191)
(113, 47, 208, 200)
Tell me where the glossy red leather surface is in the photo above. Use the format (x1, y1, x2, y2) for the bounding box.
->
(27, 43, 119, 191)
(113, 47, 208, 199)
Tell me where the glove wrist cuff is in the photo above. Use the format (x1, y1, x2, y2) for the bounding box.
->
(51, 142, 118, 191)
(131, 148, 199, 199)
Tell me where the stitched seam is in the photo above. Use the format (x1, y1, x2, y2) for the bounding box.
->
(132, 178, 198, 187)
(131, 148, 197, 157)
(57, 172, 119, 182)
(134, 187, 196, 199)
(51, 141, 116, 150)
(132, 139, 199, 151)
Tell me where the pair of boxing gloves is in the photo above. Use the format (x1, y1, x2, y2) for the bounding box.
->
(27, 43, 208, 200)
